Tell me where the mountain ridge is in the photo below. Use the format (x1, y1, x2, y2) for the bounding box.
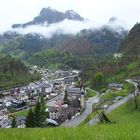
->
(12, 7, 84, 28)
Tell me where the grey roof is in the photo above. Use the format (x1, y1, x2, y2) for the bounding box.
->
(47, 118, 58, 125)
(35, 81, 42, 85)
(108, 83, 123, 88)
(59, 107, 80, 118)
(48, 107, 58, 112)
(66, 87, 81, 94)
(16, 116, 26, 126)
(42, 83, 52, 88)
(0, 111, 5, 116)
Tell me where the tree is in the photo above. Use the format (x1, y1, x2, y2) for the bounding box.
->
(11, 116, 16, 128)
(34, 101, 41, 127)
(91, 72, 104, 90)
(40, 96, 47, 127)
(64, 92, 69, 104)
(97, 111, 112, 124)
(25, 108, 34, 128)
(25, 96, 48, 128)
(133, 84, 140, 109)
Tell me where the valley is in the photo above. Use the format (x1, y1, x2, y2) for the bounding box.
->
(0, 3, 140, 140)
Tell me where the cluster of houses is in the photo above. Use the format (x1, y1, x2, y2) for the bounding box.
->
(0, 80, 63, 128)
(47, 84, 86, 125)
(0, 68, 81, 128)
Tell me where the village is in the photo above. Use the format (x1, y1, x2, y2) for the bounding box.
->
(0, 65, 130, 128)
(0, 66, 87, 128)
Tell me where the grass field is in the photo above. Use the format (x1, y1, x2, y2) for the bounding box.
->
(14, 109, 29, 117)
(0, 123, 139, 140)
(78, 112, 96, 126)
(86, 88, 97, 99)
(0, 96, 140, 140)
(108, 97, 140, 124)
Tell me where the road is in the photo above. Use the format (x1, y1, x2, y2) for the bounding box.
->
(61, 94, 100, 127)
(88, 94, 134, 125)
(46, 74, 78, 107)
(87, 79, 138, 126)
(46, 84, 67, 107)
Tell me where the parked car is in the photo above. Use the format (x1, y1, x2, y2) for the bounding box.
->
(113, 96, 123, 103)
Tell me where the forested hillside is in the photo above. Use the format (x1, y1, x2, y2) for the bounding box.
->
(120, 23, 140, 60)
(0, 55, 40, 90)
(0, 26, 127, 70)
(83, 23, 140, 90)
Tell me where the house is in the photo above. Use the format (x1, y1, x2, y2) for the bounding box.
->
(0, 105, 8, 112)
(65, 87, 86, 109)
(4, 101, 12, 107)
(16, 94, 29, 101)
(48, 107, 59, 120)
(108, 83, 123, 91)
(28, 83, 41, 91)
(28, 83, 42, 96)
(16, 116, 26, 128)
(114, 53, 123, 59)
(58, 107, 80, 123)
(0, 111, 8, 121)
(2, 96, 16, 107)
(41, 83, 53, 93)
(48, 107, 80, 124)
(64, 77, 74, 84)
(65, 87, 85, 99)
(0, 119, 11, 128)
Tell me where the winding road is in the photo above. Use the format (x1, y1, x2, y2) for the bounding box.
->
(61, 93, 100, 127)
(87, 79, 138, 126)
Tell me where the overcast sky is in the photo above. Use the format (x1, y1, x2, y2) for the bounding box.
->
(0, 0, 140, 32)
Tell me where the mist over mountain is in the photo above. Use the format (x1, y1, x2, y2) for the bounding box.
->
(0, 7, 129, 69)
(12, 7, 84, 28)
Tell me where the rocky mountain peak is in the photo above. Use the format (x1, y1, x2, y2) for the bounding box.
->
(12, 7, 84, 28)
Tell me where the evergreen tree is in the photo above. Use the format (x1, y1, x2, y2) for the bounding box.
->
(25, 108, 34, 128)
(91, 72, 104, 90)
(25, 96, 48, 128)
(40, 96, 47, 127)
(11, 116, 16, 128)
(64, 91, 69, 104)
(34, 101, 41, 127)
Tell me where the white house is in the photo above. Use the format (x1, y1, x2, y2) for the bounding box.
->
(42, 83, 53, 93)
(5, 101, 12, 107)
(16, 94, 29, 101)
(0, 112, 8, 121)
(48, 107, 59, 120)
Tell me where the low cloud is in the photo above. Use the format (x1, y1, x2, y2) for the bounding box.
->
(12, 19, 95, 38)
(0, 18, 128, 38)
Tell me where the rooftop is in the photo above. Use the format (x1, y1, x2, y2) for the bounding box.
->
(66, 87, 81, 95)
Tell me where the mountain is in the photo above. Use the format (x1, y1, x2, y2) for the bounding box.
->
(84, 23, 140, 86)
(119, 23, 140, 59)
(56, 26, 127, 56)
(25, 27, 127, 69)
(12, 7, 84, 28)
(1, 26, 127, 62)
(0, 8, 128, 70)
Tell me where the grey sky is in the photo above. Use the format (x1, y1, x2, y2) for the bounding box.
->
(0, 0, 140, 31)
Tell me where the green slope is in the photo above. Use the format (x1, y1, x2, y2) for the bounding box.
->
(0, 55, 40, 90)
(1, 97, 140, 140)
